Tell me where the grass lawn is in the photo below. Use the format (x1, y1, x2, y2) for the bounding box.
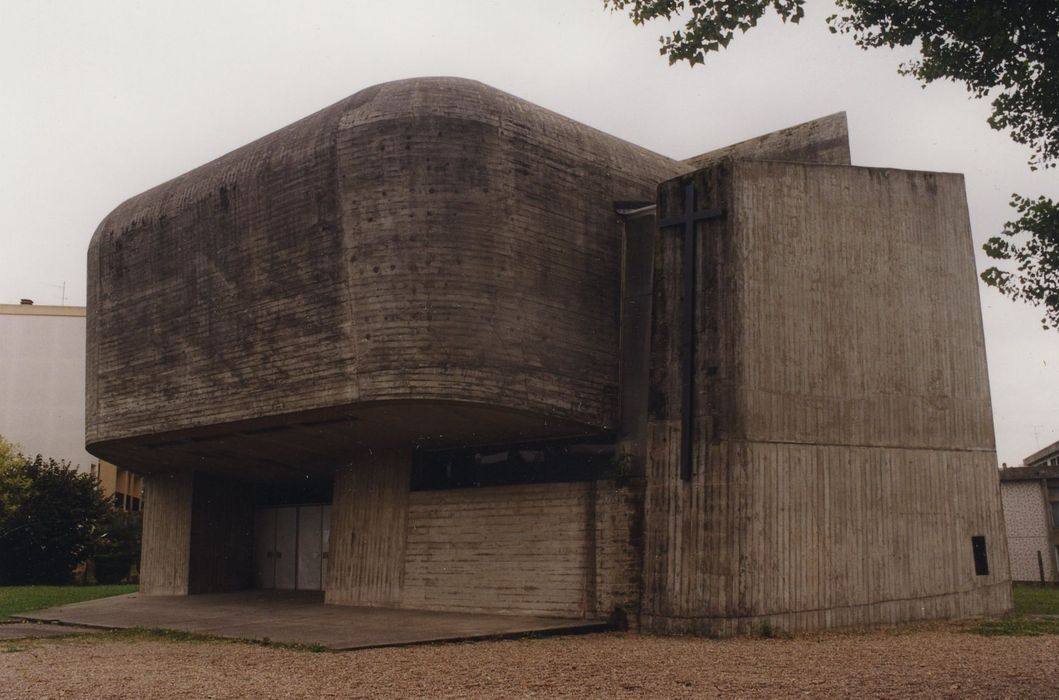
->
(1012, 584, 1059, 615)
(968, 584, 1059, 636)
(0, 584, 137, 620)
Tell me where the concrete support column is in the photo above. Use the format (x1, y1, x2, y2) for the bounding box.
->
(139, 472, 194, 595)
(325, 448, 413, 606)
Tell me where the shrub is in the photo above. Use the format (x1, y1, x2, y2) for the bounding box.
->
(0, 454, 110, 585)
(92, 509, 142, 584)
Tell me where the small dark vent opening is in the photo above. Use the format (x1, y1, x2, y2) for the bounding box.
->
(971, 535, 989, 576)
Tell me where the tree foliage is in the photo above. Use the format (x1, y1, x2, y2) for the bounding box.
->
(0, 435, 27, 517)
(606, 0, 1059, 327)
(982, 194, 1059, 328)
(93, 509, 142, 584)
(0, 435, 19, 470)
(607, 0, 806, 63)
(0, 452, 110, 585)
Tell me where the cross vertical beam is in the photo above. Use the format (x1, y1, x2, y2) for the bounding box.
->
(658, 182, 724, 481)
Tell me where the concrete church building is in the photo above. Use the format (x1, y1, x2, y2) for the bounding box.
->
(86, 77, 1011, 635)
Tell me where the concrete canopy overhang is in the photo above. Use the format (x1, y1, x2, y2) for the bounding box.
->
(89, 399, 608, 481)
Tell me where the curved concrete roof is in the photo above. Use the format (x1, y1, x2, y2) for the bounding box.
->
(86, 77, 684, 476)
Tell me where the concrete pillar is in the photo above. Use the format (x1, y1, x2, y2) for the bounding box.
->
(139, 472, 193, 595)
(325, 448, 412, 606)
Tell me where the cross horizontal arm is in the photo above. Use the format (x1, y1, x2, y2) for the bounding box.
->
(657, 208, 725, 229)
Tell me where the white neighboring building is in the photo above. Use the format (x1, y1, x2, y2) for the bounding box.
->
(0, 301, 95, 472)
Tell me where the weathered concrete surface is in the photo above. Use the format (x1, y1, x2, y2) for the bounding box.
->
(18, 591, 609, 650)
(85, 75, 1006, 638)
(327, 448, 411, 607)
(683, 112, 850, 170)
(324, 446, 641, 620)
(640, 160, 1010, 635)
(87, 77, 685, 479)
(139, 472, 193, 595)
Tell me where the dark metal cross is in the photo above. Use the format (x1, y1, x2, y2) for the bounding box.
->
(657, 182, 724, 481)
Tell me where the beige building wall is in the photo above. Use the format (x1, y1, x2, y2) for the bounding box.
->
(0, 304, 95, 471)
(1001, 480, 1058, 582)
(94, 460, 144, 511)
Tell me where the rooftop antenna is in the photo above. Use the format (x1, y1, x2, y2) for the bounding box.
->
(41, 282, 66, 306)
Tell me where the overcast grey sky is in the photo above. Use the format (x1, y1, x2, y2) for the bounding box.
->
(1, 0, 1055, 465)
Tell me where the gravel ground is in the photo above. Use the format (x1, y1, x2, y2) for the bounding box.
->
(1, 628, 1056, 699)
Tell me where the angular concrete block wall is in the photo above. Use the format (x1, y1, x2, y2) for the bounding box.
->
(640, 161, 1011, 635)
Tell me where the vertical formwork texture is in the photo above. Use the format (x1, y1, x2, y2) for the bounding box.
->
(139, 473, 193, 595)
(326, 448, 412, 606)
(641, 160, 1011, 635)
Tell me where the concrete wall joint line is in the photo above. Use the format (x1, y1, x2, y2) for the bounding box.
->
(645, 579, 1011, 622)
(742, 438, 996, 454)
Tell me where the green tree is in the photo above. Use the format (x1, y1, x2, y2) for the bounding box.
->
(0, 435, 27, 521)
(92, 509, 142, 584)
(0, 454, 110, 585)
(0, 435, 19, 468)
(606, 0, 1059, 328)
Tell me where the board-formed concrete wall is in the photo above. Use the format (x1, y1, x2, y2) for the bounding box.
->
(682, 112, 850, 170)
(401, 481, 640, 618)
(641, 160, 1011, 635)
(93, 78, 1010, 634)
(326, 449, 412, 606)
(139, 473, 193, 595)
(403, 483, 597, 616)
(86, 77, 683, 479)
(325, 446, 641, 619)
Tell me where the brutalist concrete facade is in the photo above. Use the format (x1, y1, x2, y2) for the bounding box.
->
(87, 77, 1011, 632)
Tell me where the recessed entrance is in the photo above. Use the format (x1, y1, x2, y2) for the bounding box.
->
(254, 505, 331, 591)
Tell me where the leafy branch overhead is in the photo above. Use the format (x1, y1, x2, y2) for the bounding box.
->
(982, 194, 1059, 329)
(606, 0, 1059, 328)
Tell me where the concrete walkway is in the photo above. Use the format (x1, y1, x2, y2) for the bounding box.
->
(16, 590, 609, 650)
